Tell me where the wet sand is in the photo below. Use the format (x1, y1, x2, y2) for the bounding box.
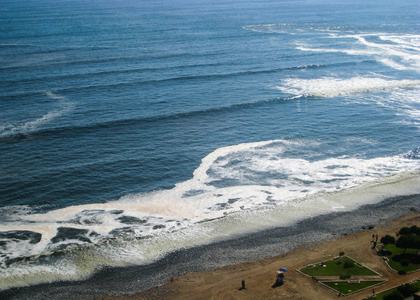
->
(101, 212, 420, 300)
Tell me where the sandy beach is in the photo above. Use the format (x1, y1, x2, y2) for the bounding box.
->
(101, 212, 419, 300)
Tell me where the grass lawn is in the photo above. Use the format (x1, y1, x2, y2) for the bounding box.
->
(300, 256, 378, 277)
(371, 280, 420, 300)
(323, 280, 386, 295)
(381, 244, 420, 273)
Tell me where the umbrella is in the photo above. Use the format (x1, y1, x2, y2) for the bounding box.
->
(280, 267, 288, 272)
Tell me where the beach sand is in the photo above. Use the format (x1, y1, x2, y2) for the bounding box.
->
(101, 212, 419, 300)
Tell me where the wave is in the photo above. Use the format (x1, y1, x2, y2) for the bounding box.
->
(2, 64, 327, 97)
(298, 33, 420, 73)
(1, 60, 363, 100)
(0, 91, 73, 139)
(0, 61, 228, 88)
(0, 139, 419, 290)
(244, 24, 420, 73)
(3, 76, 419, 141)
(0, 50, 225, 71)
(275, 76, 420, 98)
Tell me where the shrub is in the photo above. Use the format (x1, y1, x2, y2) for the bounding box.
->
(400, 259, 410, 266)
(398, 270, 407, 275)
(379, 249, 392, 256)
(410, 254, 420, 264)
(383, 290, 404, 300)
(343, 261, 355, 269)
(339, 251, 345, 257)
(397, 283, 417, 297)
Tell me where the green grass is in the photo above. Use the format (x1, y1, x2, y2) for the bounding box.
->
(300, 256, 378, 277)
(324, 280, 386, 295)
(381, 244, 420, 272)
(371, 280, 420, 300)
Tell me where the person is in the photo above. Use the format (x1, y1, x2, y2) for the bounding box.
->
(276, 271, 285, 284)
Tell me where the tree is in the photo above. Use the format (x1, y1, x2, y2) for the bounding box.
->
(396, 235, 414, 253)
(409, 225, 420, 235)
(399, 227, 411, 235)
(396, 234, 420, 254)
(381, 235, 396, 245)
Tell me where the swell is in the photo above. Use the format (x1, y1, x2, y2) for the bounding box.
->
(1, 61, 230, 86)
(0, 50, 225, 71)
(1, 61, 362, 98)
(0, 95, 294, 140)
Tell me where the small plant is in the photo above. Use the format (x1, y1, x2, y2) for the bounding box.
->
(339, 251, 345, 257)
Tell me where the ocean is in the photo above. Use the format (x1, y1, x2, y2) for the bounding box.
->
(0, 0, 419, 298)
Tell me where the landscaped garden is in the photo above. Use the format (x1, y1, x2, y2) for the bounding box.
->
(299, 254, 384, 295)
(299, 224, 420, 298)
(378, 225, 420, 274)
(367, 280, 420, 300)
(300, 255, 379, 277)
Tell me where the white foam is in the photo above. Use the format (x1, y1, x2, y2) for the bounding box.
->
(299, 32, 420, 73)
(244, 24, 420, 73)
(3, 171, 419, 292)
(0, 91, 73, 138)
(275, 77, 420, 98)
(2, 140, 418, 263)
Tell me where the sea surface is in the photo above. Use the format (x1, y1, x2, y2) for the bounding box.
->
(0, 0, 419, 297)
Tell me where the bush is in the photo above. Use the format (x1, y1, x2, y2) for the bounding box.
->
(392, 253, 410, 262)
(397, 283, 417, 297)
(381, 235, 396, 245)
(339, 274, 351, 280)
(410, 254, 420, 264)
(383, 290, 404, 300)
(379, 249, 392, 256)
(343, 261, 355, 269)
(339, 251, 345, 257)
(398, 270, 407, 275)
(400, 259, 410, 266)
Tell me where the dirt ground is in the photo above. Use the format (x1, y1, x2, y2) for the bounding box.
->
(101, 213, 420, 300)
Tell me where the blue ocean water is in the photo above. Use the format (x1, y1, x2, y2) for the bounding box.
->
(0, 0, 419, 292)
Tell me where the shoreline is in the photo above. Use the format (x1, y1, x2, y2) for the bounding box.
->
(102, 212, 420, 300)
(1, 193, 419, 300)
